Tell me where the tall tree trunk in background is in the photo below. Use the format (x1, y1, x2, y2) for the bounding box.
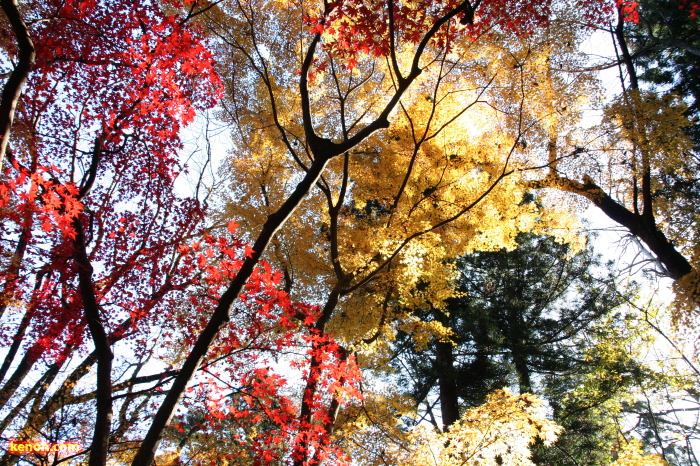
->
(436, 340, 460, 430)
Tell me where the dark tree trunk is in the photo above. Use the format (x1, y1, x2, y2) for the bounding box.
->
(0, 0, 35, 171)
(436, 340, 460, 430)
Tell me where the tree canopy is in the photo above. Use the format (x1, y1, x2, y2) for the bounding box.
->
(0, 0, 698, 465)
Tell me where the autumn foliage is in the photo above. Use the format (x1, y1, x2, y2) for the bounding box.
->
(0, 0, 363, 462)
(0, 0, 697, 465)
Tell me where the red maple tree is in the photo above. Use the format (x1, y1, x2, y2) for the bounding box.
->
(0, 0, 363, 464)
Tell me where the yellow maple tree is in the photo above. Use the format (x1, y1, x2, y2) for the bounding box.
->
(334, 388, 561, 466)
(205, 1, 593, 462)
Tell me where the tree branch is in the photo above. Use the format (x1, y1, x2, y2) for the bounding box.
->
(0, 0, 35, 172)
